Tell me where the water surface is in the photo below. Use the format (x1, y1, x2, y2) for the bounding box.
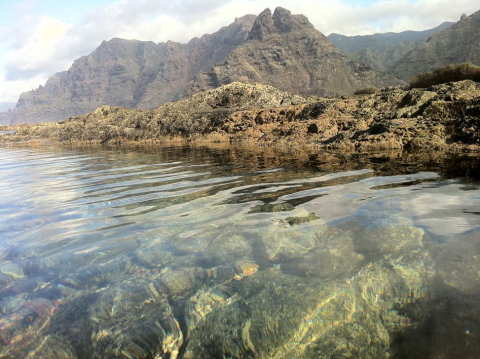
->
(1, 144, 480, 358)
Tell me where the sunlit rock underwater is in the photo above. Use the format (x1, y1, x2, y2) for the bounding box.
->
(0, 144, 479, 358)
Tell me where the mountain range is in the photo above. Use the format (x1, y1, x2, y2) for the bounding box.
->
(328, 21, 455, 72)
(392, 10, 480, 80)
(1, 7, 479, 125)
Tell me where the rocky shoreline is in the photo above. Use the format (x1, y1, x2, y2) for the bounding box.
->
(1, 81, 479, 153)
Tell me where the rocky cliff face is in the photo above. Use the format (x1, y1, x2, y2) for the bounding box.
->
(193, 8, 403, 97)
(2, 8, 406, 126)
(392, 11, 480, 81)
(2, 15, 256, 125)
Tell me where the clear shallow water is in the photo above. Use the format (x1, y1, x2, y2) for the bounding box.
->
(0, 145, 480, 358)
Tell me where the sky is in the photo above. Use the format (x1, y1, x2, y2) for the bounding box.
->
(0, 0, 478, 111)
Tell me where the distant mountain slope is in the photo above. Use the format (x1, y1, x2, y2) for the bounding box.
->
(193, 7, 403, 97)
(1, 8, 403, 126)
(329, 22, 454, 54)
(1, 15, 256, 125)
(328, 22, 454, 72)
(392, 11, 480, 81)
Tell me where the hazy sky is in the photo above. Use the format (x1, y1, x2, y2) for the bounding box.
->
(0, 0, 477, 109)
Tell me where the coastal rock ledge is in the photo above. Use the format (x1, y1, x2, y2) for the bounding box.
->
(2, 81, 480, 152)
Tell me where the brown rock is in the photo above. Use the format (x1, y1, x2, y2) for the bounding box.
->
(3, 80, 479, 153)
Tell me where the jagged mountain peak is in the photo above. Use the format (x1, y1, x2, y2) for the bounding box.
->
(248, 8, 274, 41)
(194, 7, 402, 97)
(234, 14, 257, 25)
(272, 7, 313, 33)
(248, 7, 315, 41)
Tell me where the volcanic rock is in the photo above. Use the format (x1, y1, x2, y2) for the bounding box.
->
(0, 15, 256, 125)
(3, 80, 480, 153)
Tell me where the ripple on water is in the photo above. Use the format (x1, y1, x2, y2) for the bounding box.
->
(0, 145, 480, 358)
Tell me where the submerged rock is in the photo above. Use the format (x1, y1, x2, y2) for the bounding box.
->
(280, 228, 364, 278)
(89, 279, 184, 359)
(259, 219, 326, 260)
(183, 222, 434, 358)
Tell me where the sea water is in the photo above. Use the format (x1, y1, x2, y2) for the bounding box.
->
(0, 144, 479, 358)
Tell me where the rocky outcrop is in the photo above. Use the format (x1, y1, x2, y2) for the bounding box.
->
(3, 80, 480, 153)
(328, 22, 454, 73)
(392, 11, 480, 81)
(193, 8, 403, 97)
(1, 8, 405, 126)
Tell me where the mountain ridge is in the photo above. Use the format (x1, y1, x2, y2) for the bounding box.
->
(328, 21, 455, 73)
(392, 10, 480, 80)
(328, 22, 454, 53)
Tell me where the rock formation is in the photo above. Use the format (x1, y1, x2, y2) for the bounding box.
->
(193, 7, 403, 97)
(3, 80, 480, 153)
(392, 10, 480, 81)
(1, 7, 404, 126)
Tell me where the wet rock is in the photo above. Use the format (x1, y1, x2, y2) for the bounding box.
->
(5, 79, 479, 153)
(354, 222, 425, 258)
(249, 202, 295, 213)
(396, 90, 436, 118)
(281, 211, 319, 226)
(4, 80, 480, 153)
(200, 231, 252, 266)
(27, 335, 78, 359)
(133, 245, 175, 268)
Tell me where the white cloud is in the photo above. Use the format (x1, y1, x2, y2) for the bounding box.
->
(0, 72, 47, 104)
(1, 0, 479, 104)
(4, 16, 70, 81)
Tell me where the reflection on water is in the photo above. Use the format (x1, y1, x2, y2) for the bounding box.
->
(0, 144, 480, 358)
